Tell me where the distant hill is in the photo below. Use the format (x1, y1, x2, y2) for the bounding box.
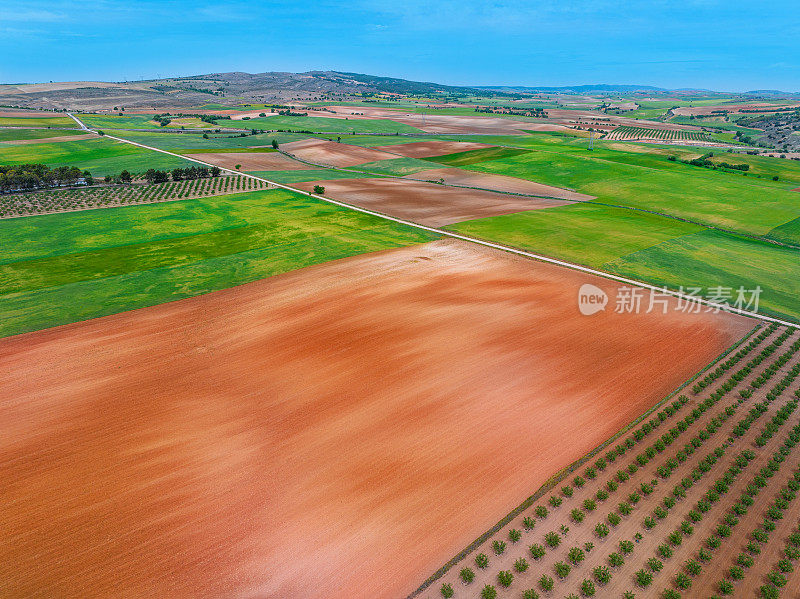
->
(478, 84, 668, 94)
(0, 71, 505, 111)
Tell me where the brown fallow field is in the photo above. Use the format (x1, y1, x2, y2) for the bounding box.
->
(182, 150, 309, 170)
(280, 138, 397, 166)
(292, 178, 571, 226)
(403, 167, 595, 201)
(372, 141, 494, 158)
(0, 239, 751, 599)
(427, 323, 800, 599)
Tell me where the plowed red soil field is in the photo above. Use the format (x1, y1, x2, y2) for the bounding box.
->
(404, 167, 595, 200)
(293, 177, 569, 225)
(280, 138, 396, 167)
(372, 141, 493, 158)
(0, 239, 751, 599)
(183, 151, 307, 170)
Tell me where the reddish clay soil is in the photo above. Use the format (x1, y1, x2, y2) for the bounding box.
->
(280, 138, 396, 166)
(293, 177, 569, 225)
(0, 239, 751, 599)
(404, 167, 595, 201)
(372, 141, 494, 158)
(183, 151, 308, 170)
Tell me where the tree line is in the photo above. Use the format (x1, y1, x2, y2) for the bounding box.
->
(0, 163, 93, 193)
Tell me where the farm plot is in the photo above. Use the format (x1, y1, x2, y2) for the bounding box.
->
(0, 128, 90, 142)
(0, 188, 437, 337)
(292, 177, 570, 226)
(607, 126, 710, 142)
(405, 168, 594, 201)
(426, 324, 800, 599)
(372, 141, 494, 158)
(182, 151, 308, 171)
(0, 136, 195, 176)
(279, 138, 397, 167)
(0, 175, 268, 218)
(0, 239, 751, 599)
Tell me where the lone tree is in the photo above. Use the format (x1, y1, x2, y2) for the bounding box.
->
(313, 185, 325, 194)
(272, 139, 279, 149)
(119, 170, 132, 184)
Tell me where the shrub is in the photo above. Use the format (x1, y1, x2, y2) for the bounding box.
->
(619, 502, 633, 516)
(460, 567, 475, 583)
(658, 544, 673, 559)
(571, 509, 585, 523)
(523, 590, 540, 599)
(530, 543, 546, 559)
(596, 489, 609, 501)
(475, 553, 489, 569)
(569, 547, 585, 565)
(669, 530, 683, 546)
(609, 552, 624, 567)
(554, 561, 571, 578)
(718, 580, 734, 595)
(509, 529, 521, 542)
(635, 569, 653, 587)
(584, 499, 597, 512)
(497, 570, 513, 588)
(523, 516, 536, 530)
(595, 523, 610, 538)
(593, 565, 611, 584)
(440, 583, 454, 597)
(685, 559, 701, 575)
(648, 557, 663, 572)
(549, 496, 563, 508)
(663, 590, 681, 599)
(492, 540, 506, 555)
(620, 540, 634, 554)
(481, 584, 497, 599)
(514, 557, 529, 573)
(545, 532, 560, 548)
(539, 575, 554, 591)
(675, 573, 692, 590)
(581, 579, 596, 597)
(608, 513, 622, 526)
(535, 506, 548, 518)
(562, 486, 574, 497)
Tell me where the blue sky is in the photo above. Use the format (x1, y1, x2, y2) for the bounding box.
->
(2, 0, 800, 91)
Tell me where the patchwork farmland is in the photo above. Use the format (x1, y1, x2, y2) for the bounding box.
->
(606, 126, 710, 142)
(425, 323, 800, 599)
(0, 175, 269, 217)
(3, 72, 800, 599)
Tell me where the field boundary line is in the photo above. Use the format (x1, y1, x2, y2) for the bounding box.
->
(67, 114, 798, 329)
(403, 321, 765, 598)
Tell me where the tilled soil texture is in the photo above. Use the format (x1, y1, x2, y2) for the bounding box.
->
(280, 138, 397, 167)
(404, 167, 595, 201)
(434, 325, 800, 599)
(183, 151, 309, 170)
(372, 141, 494, 158)
(293, 177, 571, 226)
(0, 239, 752, 599)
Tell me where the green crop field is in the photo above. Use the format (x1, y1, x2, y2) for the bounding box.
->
(0, 188, 438, 337)
(0, 128, 90, 142)
(451, 133, 800, 241)
(448, 203, 800, 321)
(353, 156, 438, 176)
(0, 136, 194, 176)
(423, 146, 531, 166)
(0, 115, 78, 127)
(111, 130, 309, 150)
